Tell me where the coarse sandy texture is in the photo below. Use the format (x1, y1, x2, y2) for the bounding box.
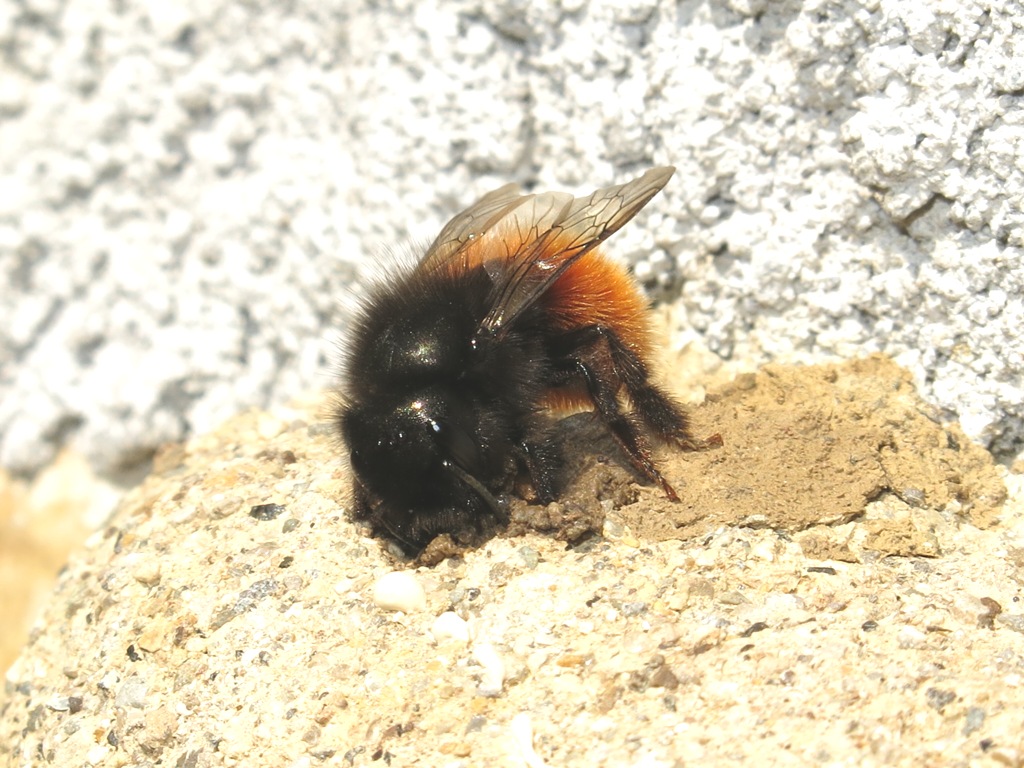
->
(2, 0, 1023, 486)
(3, 358, 1023, 768)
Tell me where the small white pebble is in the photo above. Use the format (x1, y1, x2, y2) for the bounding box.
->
(525, 650, 551, 674)
(699, 204, 722, 224)
(749, 539, 776, 562)
(85, 746, 109, 766)
(510, 713, 549, 768)
(694, 548, 718, 567)
(430, 612, 470, 646)
(257, 414, 286, 440)
(132, 561, 162, 586)
(372, 571, 427, 613)
(764, 592, 807, 611)
(46, 696, 70, 711)
(897, 625, 929, 649)
(114, 677, 147, 709)
(472, 641, 505, 697)
(97, 671, 119, 691)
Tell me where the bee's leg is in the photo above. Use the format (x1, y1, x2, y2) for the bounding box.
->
(552, 327, 681, 500)
(573, 325, 721, 452)
(624, 380, 723, 451)
(515, 434, 561, 503)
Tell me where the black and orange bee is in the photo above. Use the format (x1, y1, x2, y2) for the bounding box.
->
(336, 167, 708, 554)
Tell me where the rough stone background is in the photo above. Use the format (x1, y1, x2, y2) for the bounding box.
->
(2, 0, 1023, 483)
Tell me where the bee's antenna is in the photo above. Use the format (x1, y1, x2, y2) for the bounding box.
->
(444, 461, 506, 520)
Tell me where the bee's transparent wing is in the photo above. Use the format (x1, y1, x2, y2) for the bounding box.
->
(415, 183, 528, 276)
(479, 166, 675, 338)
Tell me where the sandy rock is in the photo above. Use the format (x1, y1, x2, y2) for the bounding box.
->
(2, 359, 1023, 766)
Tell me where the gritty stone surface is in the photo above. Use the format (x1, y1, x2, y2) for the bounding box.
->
(2, 362, 1023, 767)
(1, 0, 1022, 484)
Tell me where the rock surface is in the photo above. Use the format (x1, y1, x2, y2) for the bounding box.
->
(3, 359, 1022, 767)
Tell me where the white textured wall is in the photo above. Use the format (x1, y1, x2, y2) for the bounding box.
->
(1, 0, 1021, 478)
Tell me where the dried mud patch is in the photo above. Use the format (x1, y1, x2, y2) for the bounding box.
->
(518, 355, 1006, 554)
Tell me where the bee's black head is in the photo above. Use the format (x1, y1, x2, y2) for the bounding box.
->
(339, 386, 485, 509)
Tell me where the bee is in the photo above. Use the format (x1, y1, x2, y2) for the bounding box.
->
(336, 167, 708, 555)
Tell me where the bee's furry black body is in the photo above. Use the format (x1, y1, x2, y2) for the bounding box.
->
(335, 167, 699, 556)
(339, 265, 561, 552)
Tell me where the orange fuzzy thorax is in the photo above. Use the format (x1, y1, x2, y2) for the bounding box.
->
(542, 248, 653, 355)
(542, 248, 655, 412)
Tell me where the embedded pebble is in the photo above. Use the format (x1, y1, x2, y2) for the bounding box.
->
(371, 571, 427, 613)
(132, 561, 161, 586)
(750, 538, 777, 561)
(897, 625, 929, 649)
(430, 612, 470, 646)
(256, 414, 286, 440)
(96, 671, 119, 691)
(45, 696, 70, 711)
(85, 746, 109, 766)
(114, 677, 147, 709)
(621, 601, 648, 616)
(472, 641, 505, 697)
(517, 546, 540, 569)
(510, 713, 548, 768)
